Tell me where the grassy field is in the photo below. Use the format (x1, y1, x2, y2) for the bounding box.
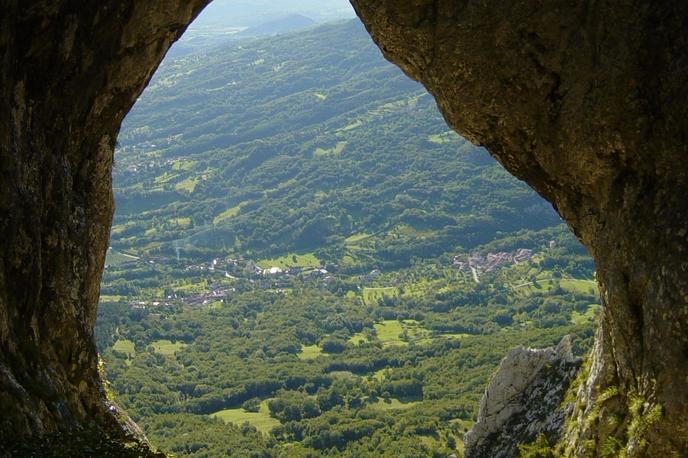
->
(560, 278, 599, 295)
(174, 177, 198, 193)
(427, 131, 459, 144)
(511, 275, 598, 296)
(257, 252, 320, 269)
(169, 217, 191, 228)
(367, 398, 418, 411)
(370, 368, 388, 381)
(362, 287, 399, 306)
(170, 280, 208, 294)
(112, 339, 135, 359)
(401, 319, 433, 345)
(213, 202, 246, 225)
(571, 304, 601, 325)
(373, 319, 432, 347)
(354, 320, 457, 347)
(315, 141, 347, 157)
(297, 344, 323, 360)
(374, 320, 405, 346)
(154, 171, 179, 185)
(440, 333, 470, 340)
(151, 339, 186, 356)
(328, 371, 359, 380)
(210, 400, 280, 434)
(348, 331, 370, 345)
(105, 249, 139, 266)
(171, 159, 196, 171)
(344, 232, 373, 246)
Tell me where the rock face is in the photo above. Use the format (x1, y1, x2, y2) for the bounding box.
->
(0, 0, 210, 443)
(0, 0, 687, 455)
(464, 336, 580, 458)
(350, 1, 688, 455)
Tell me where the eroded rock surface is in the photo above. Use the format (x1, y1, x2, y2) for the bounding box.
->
(0, 0, 210, 444)
(350, 0, 688, 455)
(464, 336, 580, 458)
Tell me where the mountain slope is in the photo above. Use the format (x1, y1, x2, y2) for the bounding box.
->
(100, 19, 598, 457)
(114, 20, 559, 271)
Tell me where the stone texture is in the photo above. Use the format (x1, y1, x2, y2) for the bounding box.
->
(350, 0, 688, 455)
(464, 336, 580, 458)
(0, 0, 210, 445)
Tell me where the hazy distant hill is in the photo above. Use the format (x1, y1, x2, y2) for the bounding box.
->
(191, 0, 353, 28)
(114, 20, 559, 270)
(236, 14, 317, 37)
(167, 0, 354, 56)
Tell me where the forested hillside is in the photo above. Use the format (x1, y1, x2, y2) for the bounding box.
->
(99, 20, 598, 457)
(112, 20, 558, 271)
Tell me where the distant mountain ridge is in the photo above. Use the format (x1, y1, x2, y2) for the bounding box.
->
(236, 14, 317, 37)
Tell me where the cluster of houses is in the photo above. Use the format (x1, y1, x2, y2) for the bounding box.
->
(129, 283, 237, 312)
(169, 286, 236, 307)
(452, 248, 535, 276)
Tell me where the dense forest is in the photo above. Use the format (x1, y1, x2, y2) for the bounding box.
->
(99, 19, 598, 457)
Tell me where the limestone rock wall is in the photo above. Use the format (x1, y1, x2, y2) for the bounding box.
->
(464, 336, 580, 458)
(0, 0, 210, 442)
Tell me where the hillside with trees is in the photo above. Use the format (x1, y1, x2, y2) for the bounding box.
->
(98, 20, 598, 457)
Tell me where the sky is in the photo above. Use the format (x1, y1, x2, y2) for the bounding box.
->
(191, 0, 355, 28)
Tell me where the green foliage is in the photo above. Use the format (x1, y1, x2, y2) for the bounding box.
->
(145, 413, 273, 457)
(96, 18, 601, 458)
(211, 399, 280, 434)
(111, 20, 560, 269)
(518, 434, 556, 458)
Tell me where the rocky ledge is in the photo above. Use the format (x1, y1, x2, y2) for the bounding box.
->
(464, 336, 581, 458)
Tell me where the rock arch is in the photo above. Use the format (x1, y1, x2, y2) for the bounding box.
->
(1, 0, 686, 455)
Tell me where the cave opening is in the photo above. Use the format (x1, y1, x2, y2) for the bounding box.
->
(94, 1, 596, 456)
(1, 1, 686, 456)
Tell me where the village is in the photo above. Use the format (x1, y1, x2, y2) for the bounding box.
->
(451, 245, 547, 282)
(106, 241, 547, 312)
(106, 249, 339, 312)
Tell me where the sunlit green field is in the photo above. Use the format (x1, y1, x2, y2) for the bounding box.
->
(571, 304, 601, 325)
(210, 400, 280, 434)
(257, 252, 320, 269)
(373, 319, 432, 347)
(174, 177, 199, 193)
(105, 249, 139, 266)
(112, 339, 135, 359)
(366, 398, 418, 411)
(344, 232, 373, 246)
(560, 278, 598, 295)
(362, 287, 399, 306)
(314, 140, 347, 157)
(213, 202, 248, 225)
(151, 339, 186, 356)
(297, 344, 323, 360)
(348, 331, 370, 345)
